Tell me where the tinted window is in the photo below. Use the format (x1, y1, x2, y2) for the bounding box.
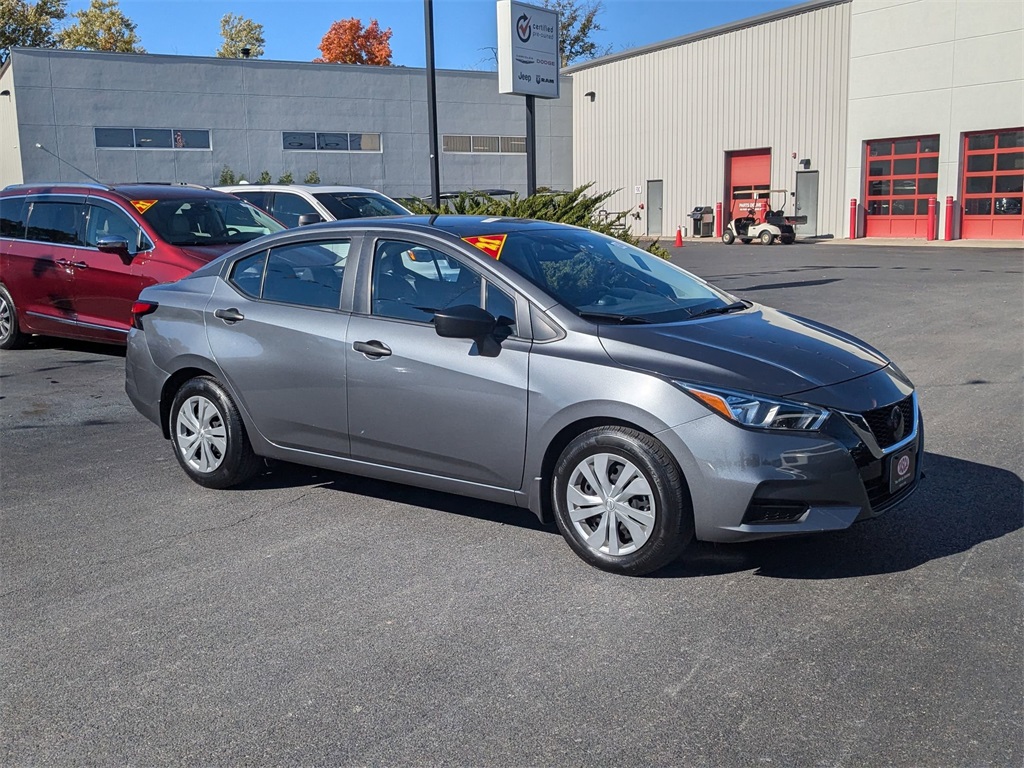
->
(95, 128, 134, 148)
(270, 193, 318, 227)
(26, 201, 85, 245)
(174, 130, 210, 149)
(135, 129, 172, 149)
(234, 191, 269, 209)
(0, 196, 28, 239)
(230, 250, 268, 298)
(316, 133, 349, 151)
(313, 192, 408, 220)
(283, 132, 316, 150)
(262, 241, 348, 309)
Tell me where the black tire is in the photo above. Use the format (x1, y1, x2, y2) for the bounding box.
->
(741, 238, 752, 245)
(759, 230, 774, 246)
(0, 284, 28, 350)
(781, 235, 795, 245)
(721, 230, 735, 245)
(169, 376, 260, 489)
(551, 426, 694, 575)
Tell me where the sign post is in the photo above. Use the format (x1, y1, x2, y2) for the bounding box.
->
(497, 0, 559, 197)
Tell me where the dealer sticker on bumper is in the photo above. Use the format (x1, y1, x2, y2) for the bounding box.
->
(889, 446, 916, 494)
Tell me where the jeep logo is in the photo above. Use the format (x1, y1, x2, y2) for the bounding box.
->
(518, 72, 532, 83)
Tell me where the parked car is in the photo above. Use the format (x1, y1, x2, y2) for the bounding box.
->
(0, 182, 283, 348)
(216, 184, 410, 227)
(125, 217, 923, 575)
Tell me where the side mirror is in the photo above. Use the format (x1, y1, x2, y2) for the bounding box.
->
(297, 213, 323, 227)
(433, 304, 496, 341)
(97, 235, 132, 260)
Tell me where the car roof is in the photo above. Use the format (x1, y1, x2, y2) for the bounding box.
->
(215, 184, 386, 195)
(2, 182, 237, 202)
(298, 215, 578, 238)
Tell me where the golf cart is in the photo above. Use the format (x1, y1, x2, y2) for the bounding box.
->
(722, 189, 796, 245)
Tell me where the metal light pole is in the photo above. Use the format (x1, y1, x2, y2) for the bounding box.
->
(424, 0, 441, 207)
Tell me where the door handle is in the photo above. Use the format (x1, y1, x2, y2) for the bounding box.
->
(214, 307, 245, 323)
(353, 340, 392, 358)
(70, 261, 88, 269)
(55, 258, 71, 266)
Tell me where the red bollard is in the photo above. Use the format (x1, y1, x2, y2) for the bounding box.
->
(849, 199, 858, 239)
(927, 197, 937, 241)
(714, 202, 723, 238)
(944, 196, 955, 241)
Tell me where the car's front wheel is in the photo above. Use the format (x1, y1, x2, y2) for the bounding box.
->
(0, 284, 28, 350)
(552, 427, 693, 575)
(759, 230, 775, 245)
(170, 376, 260, 488)
(721, 230, 735, 245)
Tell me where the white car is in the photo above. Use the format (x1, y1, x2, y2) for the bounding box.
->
(215, 184, 410, 228)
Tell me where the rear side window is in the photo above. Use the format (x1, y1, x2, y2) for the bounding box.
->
(26, 201, 85, 246)
(0, 196, 28, 239)
(270, 193, 318, 227)
(230, 240, 349, 310)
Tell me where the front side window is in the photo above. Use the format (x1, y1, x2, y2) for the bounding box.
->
(496, 229, 734, 324)
(25, 201, 85, 246)
(141, 198, 283, 246)
(84, 204, 146, 252)
(0, 196, 28, 239)
(371, 239, 516, 331)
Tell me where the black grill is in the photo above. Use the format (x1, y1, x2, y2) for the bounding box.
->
(862, 396, 915, 449)
(742, 500, 809, 525)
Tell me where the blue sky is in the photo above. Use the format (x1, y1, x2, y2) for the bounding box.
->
(64, 0, 798, 69)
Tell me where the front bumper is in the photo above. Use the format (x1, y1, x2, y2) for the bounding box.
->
(656, 395, 923, 544)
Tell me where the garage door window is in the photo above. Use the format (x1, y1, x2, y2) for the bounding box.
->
(963, 129, 1023, 222)
(863, 136, 939, 237)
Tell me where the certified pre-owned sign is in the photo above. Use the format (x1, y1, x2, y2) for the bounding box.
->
(497, 0, 560, 99)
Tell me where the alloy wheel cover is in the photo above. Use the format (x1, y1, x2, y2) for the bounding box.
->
(566, 452, 657, 556)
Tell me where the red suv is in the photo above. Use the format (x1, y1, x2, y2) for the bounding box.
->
(0, 183, 283, 348)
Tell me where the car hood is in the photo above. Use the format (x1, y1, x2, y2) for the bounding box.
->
(173, 243, 239, 263)
(597, 304, 889, 397)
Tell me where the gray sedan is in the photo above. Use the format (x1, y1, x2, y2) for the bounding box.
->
(125, 217, 923, 575)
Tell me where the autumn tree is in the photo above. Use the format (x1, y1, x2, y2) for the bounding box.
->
(57, 0, 144, 53)
(217, 13, 265, 59)
(314, 18, 392, 66)
(0, 0, 66, 64)
(543, 0, 610, 68)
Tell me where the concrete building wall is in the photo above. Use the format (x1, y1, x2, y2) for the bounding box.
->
(568, 0, 852, 239)
(0, 64, 23, 184)
(846, 0, 1024, 237)
(2, 48, 573, 197)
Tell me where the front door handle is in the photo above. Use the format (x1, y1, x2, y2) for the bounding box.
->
(55, 258, 71, 267)
(70, 261, 88, 269)
(353, 340, 392, 358)
(214, 307, 245, 323)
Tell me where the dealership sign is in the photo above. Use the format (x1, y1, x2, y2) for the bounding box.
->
(497, 0, 559, 99)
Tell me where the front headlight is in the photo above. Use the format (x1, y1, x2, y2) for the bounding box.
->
(677, 382, 829, 431)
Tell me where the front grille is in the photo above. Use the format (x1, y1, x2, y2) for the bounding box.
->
(862, 395, 915, 449)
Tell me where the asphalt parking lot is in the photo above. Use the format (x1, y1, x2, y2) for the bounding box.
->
(2, 240, 1021, 766)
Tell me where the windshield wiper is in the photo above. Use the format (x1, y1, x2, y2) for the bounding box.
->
(687, 300, 750, 320)
(577, 311, 652, 324)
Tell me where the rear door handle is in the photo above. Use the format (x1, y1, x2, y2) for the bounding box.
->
(214, 307, 244, 323)
(70, 261, 88, 269)
(353, 340, 391, 358)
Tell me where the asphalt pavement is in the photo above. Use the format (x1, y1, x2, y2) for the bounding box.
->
(1, 241, 1021, 766)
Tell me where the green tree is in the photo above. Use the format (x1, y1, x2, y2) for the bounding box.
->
(216, 13, 264, 59)
(256, 170, 272, 183)
(543, 0, 610, 68)
(217, 165, 236, 185)
(304, 170, 321, 184)
(57, 0, 143, 53)
(277, 171, 293, 184)
(0, 0, 66, 64)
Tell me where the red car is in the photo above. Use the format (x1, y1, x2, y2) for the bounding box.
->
(0, 183, 283, 348)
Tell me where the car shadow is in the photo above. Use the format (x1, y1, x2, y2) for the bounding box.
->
(243, 452, 1021, 578)
(19, 336, 126, 357)
(658, 452, 1022, 580)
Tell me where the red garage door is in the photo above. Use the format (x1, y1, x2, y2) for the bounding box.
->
(962, 128, 1024, 240)
(727, 149, 771, 221)
(864, 136, 939, 238)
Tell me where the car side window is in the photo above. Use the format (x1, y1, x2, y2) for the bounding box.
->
(234, 191, 268, 210)
(260, 240, 349, 309)
(270, 193, 318, 227)
(229, 250, 268, 299)
(371, 239, 517, 333)
(0, 196, 28, 239)
(25, 200, 85, 246)
(84, 204, 143, 253)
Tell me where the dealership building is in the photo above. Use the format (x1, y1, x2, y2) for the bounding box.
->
(1, 0, 1021, 241)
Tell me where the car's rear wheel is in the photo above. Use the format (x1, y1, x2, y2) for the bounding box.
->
(552, 427, 693, 575)
(170, 376, 260, 489)
(741, 238, 752, 244)
(759, 230, 775, 245)
(0, 284, 28, 350)
(781, 234, 795, 245)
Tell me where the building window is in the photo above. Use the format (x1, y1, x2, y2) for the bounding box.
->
(283, 132, 382, 152)
(442, 135, 526, 154)
(95, 128, 210, 150)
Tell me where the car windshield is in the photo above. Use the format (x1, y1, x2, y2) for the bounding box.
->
(497, 228, 739, 323)
(313, 192, 409, 219)
(142, 198, 284, 246)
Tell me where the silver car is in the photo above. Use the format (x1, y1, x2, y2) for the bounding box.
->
(125, 217, 923, 575)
